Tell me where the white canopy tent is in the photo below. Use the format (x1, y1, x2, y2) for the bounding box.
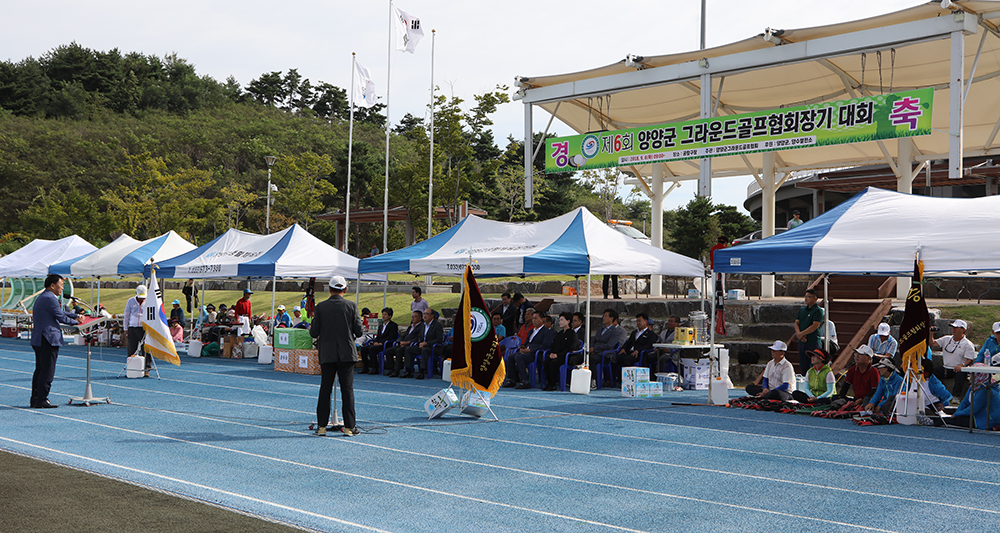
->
(49, 231, 196, 278)
(519, 1, 1000, 297)
(0, 235, 96, 278)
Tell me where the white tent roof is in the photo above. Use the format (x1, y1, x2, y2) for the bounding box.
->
(148, 224, 383, 280)
(520, 1, 1000, 180)
(715, 187, 1000, 276)
(359, 207, 705, 277)
(48, 231, 197, 277)
(0, 236, 97, 278)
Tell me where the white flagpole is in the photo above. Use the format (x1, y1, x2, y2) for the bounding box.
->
(383, 0, 392, 257)
(427, 29, 435, 240)
(346, 53, 356, 253)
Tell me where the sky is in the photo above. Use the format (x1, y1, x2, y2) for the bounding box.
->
(5, 0, 920, 215)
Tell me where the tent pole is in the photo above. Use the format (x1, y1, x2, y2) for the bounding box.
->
(383, 280, 387, 309)
(575, 275, 580, 309)
(96, 277, 101, 314)
(90, 277, 94, 308)
(823, 273, 830, 354)
(271, 276, 277, 343)
(585, 273, 591, 366)
(355, 274, 361, 308)
(709, 268, 716, 385)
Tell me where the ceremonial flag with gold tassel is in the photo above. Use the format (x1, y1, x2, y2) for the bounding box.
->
(450, 264, 505, 395)
(141, 268, 181, 366)
(897, 258, 927, 376)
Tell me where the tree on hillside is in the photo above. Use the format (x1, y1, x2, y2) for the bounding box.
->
(271, 152, 337, 231)
(669, 197, 757, 259)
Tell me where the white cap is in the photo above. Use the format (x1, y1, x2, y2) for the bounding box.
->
(993, 321, 1000, 333)
(951, 319, 968, 329)
(277, 304, 285, 311)
(877, 323, 891, 336)
(293, 306, 301, 312)
(854, 345, 874, 357)
(768, 340, 787, 352)
(136, 285, 147, 297)
(329, 276, 348, 290)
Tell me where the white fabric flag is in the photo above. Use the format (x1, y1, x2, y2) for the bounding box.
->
(141, 269, 181, 366)
(393, 6, 424, 53)
(353, 60, 376, 109)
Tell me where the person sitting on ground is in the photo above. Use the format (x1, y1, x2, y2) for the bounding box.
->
(837, 345, 881, 411)
(169, 318, 184, 343)
(746, 340, 796, 400)
(921, 360, 952, 411)
(792, 347, 837, 404)
(975, 321, 1000, 366)
(358, 307, 398, 374)
(952, 362, 1000, 429)
(865, 358, 904, 416)
(931, 319, 976, 399)
(868, 322, 898, 361)
(516, 307, 536, 345)
(206, 304, 217, 323)
(291, 306, 309, 328)
(655, 315, 682, 373)
(410, 286, 429, 314)
(542, 312, 580, 391)
(492, 311, 506, 339)
(402, 308, 444, 379)
(170, 299, 185, 326)
(274, 305, 291, 328)
(505, 312, 553, 389)
(613, 313, 657, 383)
(386, 311, 423, 377)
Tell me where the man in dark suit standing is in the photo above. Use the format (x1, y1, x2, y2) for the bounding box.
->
(358, 307, 398, 374)
(310, 276, 363, 437)
(30, 274, 79, 408)
(403, 308, 444, 380)
(497, 292, 518, 336)
(612, 313, 657, 385)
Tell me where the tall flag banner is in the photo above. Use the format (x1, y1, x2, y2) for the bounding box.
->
(897, 258, 928, 376)
(450, 264, 505, 395)
(353, 60, 376, 109)
(142, 269, 181, 366)
(393, 6, 424, 53)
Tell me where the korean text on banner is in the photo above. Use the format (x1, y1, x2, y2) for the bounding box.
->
(545, 88, 934, 173)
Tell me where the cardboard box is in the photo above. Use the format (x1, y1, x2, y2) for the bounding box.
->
(622, 366, 650, 385)
(649, 382, 664, 397)
(681, 358, 711, 390)
(675, 328, 695, 345)
(275, 329, 313, 350)
(636, 382, 652, 398)
(221, 335, 239, 358)
(273, 349, 321, 375)
(726, 289, 746, 300)
(622, 382, 637, 398)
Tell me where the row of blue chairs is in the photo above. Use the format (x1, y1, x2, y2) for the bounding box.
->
(365, 332, 452, 378)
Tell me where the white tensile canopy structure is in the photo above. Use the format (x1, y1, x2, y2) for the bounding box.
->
(518, 1, 1000, 298)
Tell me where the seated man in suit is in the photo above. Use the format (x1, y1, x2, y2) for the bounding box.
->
(612, 313, 657, 385)
(542, 312, 580, 391)
(402, 308, 444, 379)
(386, 311, 422, 377)
(504, 312, 553, 389)
(589, 309, 628, 386)
(358, 307, 398, 374)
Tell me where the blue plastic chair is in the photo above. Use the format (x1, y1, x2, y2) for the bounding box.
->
(558, 340, 586, 391)
(426, 331, 451, 379)
(593, 342, 621, 390)
(377, 340, 398, 375)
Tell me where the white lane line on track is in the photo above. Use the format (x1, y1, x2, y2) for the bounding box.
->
(0, 407, 651, 533)
(402, 424, 1000, 513)
(0, 435, 392, 533)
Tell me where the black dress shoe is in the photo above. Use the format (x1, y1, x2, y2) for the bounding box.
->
(35, 401, 59, 409)
(543, 384, 558, 391)
(399, 372, 413, 378)
(388, 371, 399, 377)
(415, 372, 425, 380)
(358, 367, 370, 374)
(501, 381, 516, 388)
(515, 382, 531, 389)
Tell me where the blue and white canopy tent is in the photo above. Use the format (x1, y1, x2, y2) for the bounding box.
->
(146, 224, 384, 321)
(360, 206, 706, 371)
(715, 187, 1000, 277)
(0, 235, 97, 313)
(49, 231, 197, 311)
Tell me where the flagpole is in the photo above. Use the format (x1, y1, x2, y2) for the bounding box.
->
(384, 0, 392, 258)
(383, 0, 393, 309)
(427, 29, 435, 240)
(346, 53, 356, 253)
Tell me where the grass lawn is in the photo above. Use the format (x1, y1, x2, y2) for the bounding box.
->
(934, 304, 1000, 347)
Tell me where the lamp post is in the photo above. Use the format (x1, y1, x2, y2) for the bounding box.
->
(264, 156, 277, 234)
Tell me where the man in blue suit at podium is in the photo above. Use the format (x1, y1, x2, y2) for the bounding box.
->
(30, 274, 79, 408)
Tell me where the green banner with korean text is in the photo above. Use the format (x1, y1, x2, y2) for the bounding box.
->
(545, 88, 934, 173)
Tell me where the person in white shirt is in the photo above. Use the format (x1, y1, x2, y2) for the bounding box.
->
(931, 319, 977, 398)
(867, 322, 898, 360)
(123, 285, 150, 376)
(746, 340, 796, 400)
